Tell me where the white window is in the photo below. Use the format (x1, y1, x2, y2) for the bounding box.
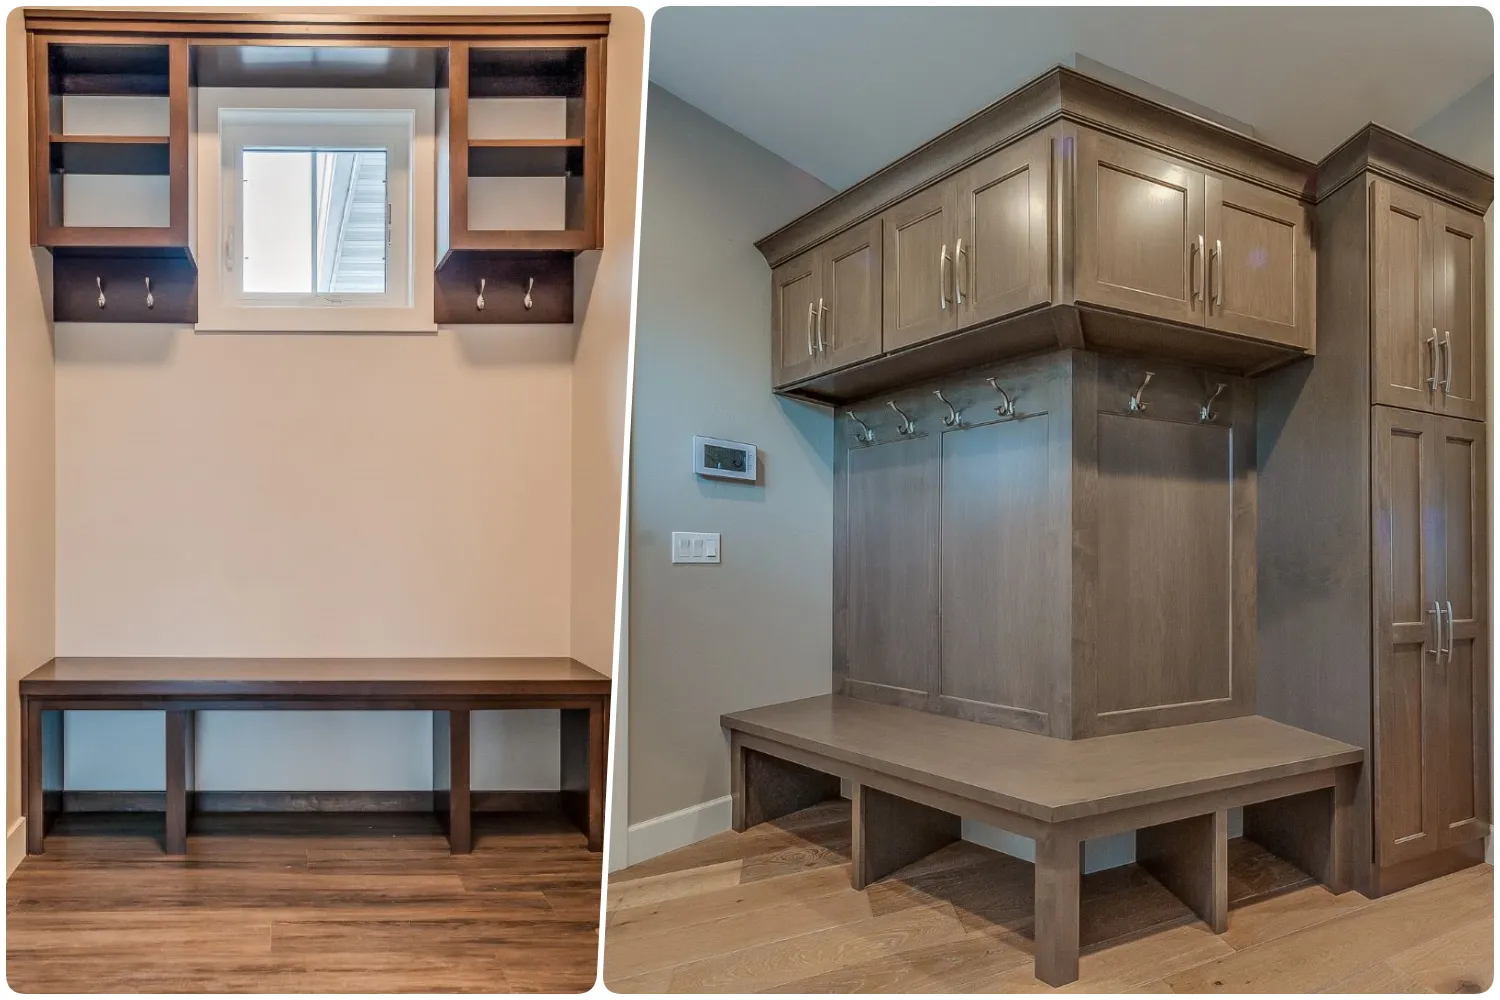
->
(197, 89, 435, 333)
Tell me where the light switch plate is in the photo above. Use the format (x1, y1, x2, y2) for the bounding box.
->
(671, 531, 721, 564)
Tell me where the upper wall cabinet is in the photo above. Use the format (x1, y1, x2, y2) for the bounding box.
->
(757, 68, 1320, 403)
(771, 218, 882, 386)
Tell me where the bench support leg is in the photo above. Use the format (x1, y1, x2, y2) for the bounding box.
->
(561, 700, 607, 852)
(165, 710, 195, 856)
(1138, 809, 1229, 933)
(1034, 828, 1082, 987)
(1243, 764, 1356, 894)
(433, 710, 472, 855)
(730, 734, 841, 833)
(23, 702, 64, 855)
(851, 783, 960, 889)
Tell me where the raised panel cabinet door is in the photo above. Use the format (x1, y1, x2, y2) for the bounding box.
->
(1071, 129, 1207, 326)
(1371, 406, 1445, 868)
(1433, 416, 1489, 848)
(1204, 174, 1313, 350)
(1433, 205, 1486, 422)
(1371, 179, 1439, 414)
(882, 181, 958, 352)
(953, 133, 1051, 329)
(818, 217, 883, 372)
(770, 249, 821, 388)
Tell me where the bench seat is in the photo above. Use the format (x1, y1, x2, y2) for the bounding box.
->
(722, 695, 1362, 987)
(21, 656, 610, 857)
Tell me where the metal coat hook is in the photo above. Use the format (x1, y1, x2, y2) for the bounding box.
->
(1200, 382, 1228, 423)
(96, 276, 106, 310)
(887, 400, 915, 436)
(144, 276, 154, 310)
(476, 278, 486, 311)
(848, 411, 874, 444)
(1127, 372, 1155, 413)
(986, 377, 1016, 418)
(933, 390, 962, 427)
(523, 277, 535, 311)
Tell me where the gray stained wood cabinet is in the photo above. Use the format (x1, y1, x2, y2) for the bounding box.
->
(1258, 125, 1491, 898)
(758, 69, 1319, 403)
(772, 219, 882, 387)
(834, 351, 1254, 739)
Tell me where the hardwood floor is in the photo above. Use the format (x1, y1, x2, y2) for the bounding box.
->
(7, 811, 602, 993)
(602, 800, 1494, 993)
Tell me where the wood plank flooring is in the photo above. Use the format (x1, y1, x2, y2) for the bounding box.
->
(602, 800, 1494, 993)
(7, 811, 602, 993)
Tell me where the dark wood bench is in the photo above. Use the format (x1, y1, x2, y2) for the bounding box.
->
(723, 695, 1362, 987)
(21, 657, 610, 857)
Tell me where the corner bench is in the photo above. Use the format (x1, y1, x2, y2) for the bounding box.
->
(723, 695, 1362, 987)
(21, 657, 610, 857)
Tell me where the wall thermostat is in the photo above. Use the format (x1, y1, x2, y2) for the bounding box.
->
(693, 435, 757, 482)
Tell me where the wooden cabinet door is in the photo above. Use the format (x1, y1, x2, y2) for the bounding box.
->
(1371, 179, 1439, 414)
(1433, 204, 1486, 422)
(882, 181, 958, 352)
(1072, 129, 1206, 326)
(770, 249, 821, 388)
(818, 218, 883, 372)
(1205, 174, 1313, 350)
(1432, 416, 1490, 849)
(953, 134, 1051, 329)
(1371, 406, 1446, 867)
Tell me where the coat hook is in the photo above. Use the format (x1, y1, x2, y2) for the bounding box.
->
(1127, 372, 1155, 413)
(933, 390, 961, 427)
(848, 411, 874, 444)
(476, 277, 486, 311)
(523, 277, 535, 311)
(96, 276, 106, 309)
(887, 400, 915, 436)
(1199, 382, 1228, 423)
(144, 276, 154, 310)
(986, 377, 1016, 417)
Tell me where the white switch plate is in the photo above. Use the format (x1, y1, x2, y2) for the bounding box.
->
(671, 531, 721, 564)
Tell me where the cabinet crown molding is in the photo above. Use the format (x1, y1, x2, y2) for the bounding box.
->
(1316, 123, 1494, 214)
(23, 8, 611, 40)
(756, 65, 1317, 269)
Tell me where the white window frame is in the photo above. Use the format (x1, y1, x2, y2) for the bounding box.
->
(196, 88, 436, 334)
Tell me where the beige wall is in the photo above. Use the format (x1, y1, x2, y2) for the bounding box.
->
(627, 86, 836, 828)
(6, 10, 57, 873)
(571, 7, 643, 676)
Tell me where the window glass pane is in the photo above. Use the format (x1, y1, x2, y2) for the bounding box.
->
(242, 148, 387, 295)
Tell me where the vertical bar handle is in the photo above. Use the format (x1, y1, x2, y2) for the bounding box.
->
(818, 297, 829, 353)
(954, 238, 967, 305)
(1429, 602, 1443, 660)
(1211, 238, 1223, 307)
(1445, 599, 1455, 663)
(806, 302, 816, 357)
(1441, 332, 1453, 395)
(1191, 235, 1203, 304)
(939, 244, 951, 311)
(1426, 331, 1438, 391)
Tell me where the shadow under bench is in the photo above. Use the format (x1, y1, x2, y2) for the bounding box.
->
(723, 695, 1363, 987)
(21, 656, 610, 856)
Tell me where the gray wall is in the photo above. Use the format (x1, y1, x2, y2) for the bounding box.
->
(627, 85, 835, 825)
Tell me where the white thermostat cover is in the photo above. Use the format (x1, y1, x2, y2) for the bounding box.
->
(693, 435, 757, 482)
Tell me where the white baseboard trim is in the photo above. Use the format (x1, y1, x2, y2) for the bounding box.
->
(7, 817, 25, 878)
(624, 795, 732, 869)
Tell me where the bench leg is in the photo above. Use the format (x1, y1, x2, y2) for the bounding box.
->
(730, 733, 841, 833)
(561, 700, 607, 852)
(23, 702, 64, 856)
(1243, 765, 1356, 894)
(1034, 828, 1082, 987)
(851, 783, 960, 890)
(433, 710, 472, 855)
(1138, 809, 1229, 933)
(165, 710, 195, 856)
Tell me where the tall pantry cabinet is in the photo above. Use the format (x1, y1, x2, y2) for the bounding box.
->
(1258, 125, 1492, 897)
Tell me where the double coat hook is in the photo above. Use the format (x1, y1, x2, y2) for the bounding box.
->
(933, 390, 962, 427)
(1127, 372, 1155, 413)
(887, 400, 915, 436)
(476, 276, 537, 312)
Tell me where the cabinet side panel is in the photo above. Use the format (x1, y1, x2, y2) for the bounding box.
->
(1256, 177, 1374, 887)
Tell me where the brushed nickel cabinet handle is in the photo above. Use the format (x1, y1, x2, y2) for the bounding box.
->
(1441, 331, 1453, 395)
(1445, 599, 1455, 664)
(955, 238, 967, 305)
(1191, 235, 1203, 304)
(939, 244, 951, 310)
(1429, 602, 1443, 660)
(1427, 331, 1438, 391)
(806, 301, 816, 357)
(1211, 238, 1223, 307)
(818, 298, 829, 353)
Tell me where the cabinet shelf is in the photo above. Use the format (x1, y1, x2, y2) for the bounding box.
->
(468, 139, 583, 178)
(49, 134, 172, 175)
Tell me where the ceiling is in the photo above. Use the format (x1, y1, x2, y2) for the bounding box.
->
(648, 7, 1494, 190)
